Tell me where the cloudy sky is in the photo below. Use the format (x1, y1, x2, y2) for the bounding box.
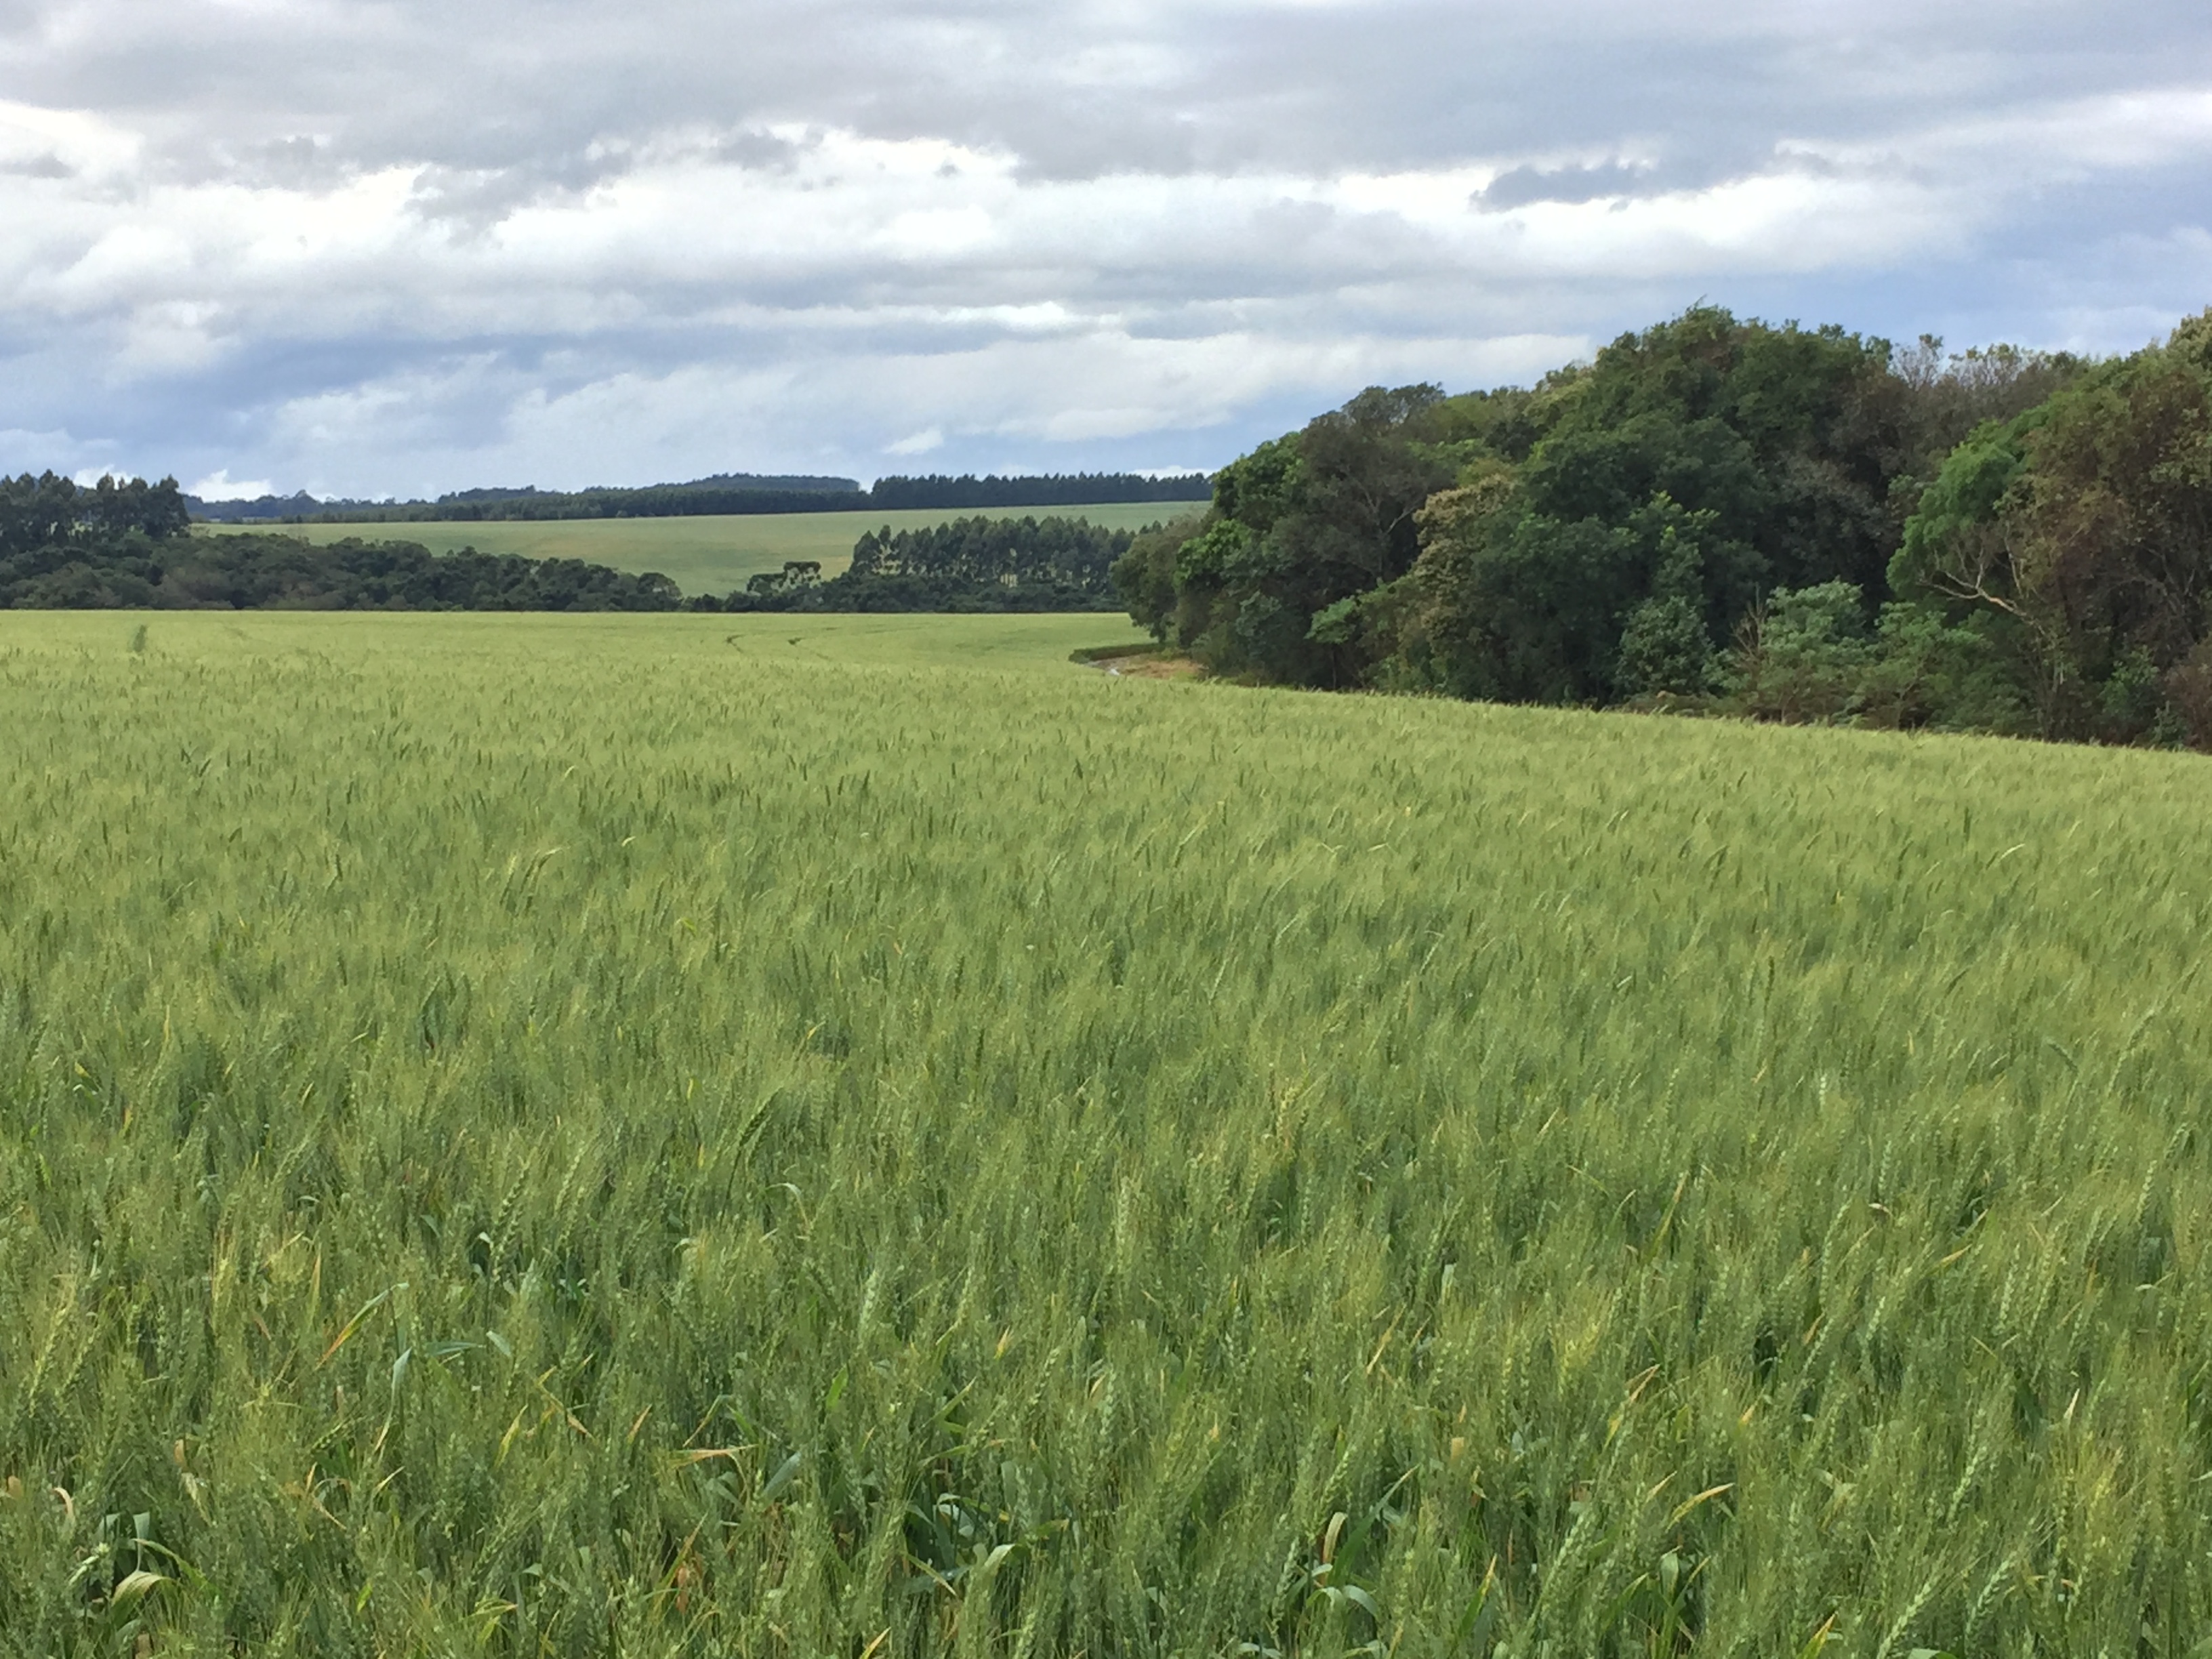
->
(3, 0, 2211, 497)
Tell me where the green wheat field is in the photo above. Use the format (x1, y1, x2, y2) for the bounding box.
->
(195, 504, 1184, 597)
(3, 611, 2210, 1657)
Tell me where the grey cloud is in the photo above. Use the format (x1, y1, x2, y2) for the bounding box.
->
(0, 5, 2200, 176)
(1477, 161, 1659, 212)
(706, 129, 806, 171)
(2, 149, 69, 177)
(2, 0, 2211, 491)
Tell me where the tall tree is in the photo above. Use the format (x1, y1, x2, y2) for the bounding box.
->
(1893, 312, 2212, 740)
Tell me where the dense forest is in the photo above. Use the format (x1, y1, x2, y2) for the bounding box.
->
(188, 471, 1211, 524)
(705, 515, 1131, 612)
(1115, 306, 2212, 748)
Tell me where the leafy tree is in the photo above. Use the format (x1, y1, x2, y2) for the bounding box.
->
(1111, 513, 1206, 640)
(745, 561, 822, 600)
(1893, 310, 2212, 740)
(1727, 581, 1877, 723)
(1139, 310, 1925, 699)
(1853, 604, 2024, 733)
(1389, 483, 1755, 704)
(1616, 525, 1722, 698)
(844, 515, 1127, 589)
(1107, 303, 2212, 750)
(2164, 638, 2212, 748)
(1889, 335, 2091, 486)
(719, 516, 1138, 613)
(1515, 307, 1910, 598)
(1153, 388, 1463, 684)
(1, 471, 189, 556)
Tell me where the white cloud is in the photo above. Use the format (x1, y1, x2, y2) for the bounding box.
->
(184, 467, 272, 498)
(1, 0, 2210, 490)
(0, 96, 139, 178)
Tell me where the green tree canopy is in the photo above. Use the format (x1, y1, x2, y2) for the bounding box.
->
(1112, 304, 2212, 748)
(1144, 308, 1929, 699)
(1894, 310, 2212, 740)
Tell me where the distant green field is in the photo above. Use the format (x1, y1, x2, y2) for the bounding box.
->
(196, 503, 1192, 598)
(5, 611, 2212, 1654)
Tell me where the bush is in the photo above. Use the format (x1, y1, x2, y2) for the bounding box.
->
(1729, 581, 1874, 722)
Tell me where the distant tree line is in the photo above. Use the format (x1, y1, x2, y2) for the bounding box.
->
(2, 477, 683, 610)
(188, 474, 865, 523)
(189, 472, 1211, 525)
(865, 472, 1212, 509)
(3, 471, 191, 548)
(190, 479, 864, 525)
(1115, 306, 2212, 750)
(701, 515, 1133, 613)
(4, 534, 682, 612)
(1, 478, 1131, 613)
